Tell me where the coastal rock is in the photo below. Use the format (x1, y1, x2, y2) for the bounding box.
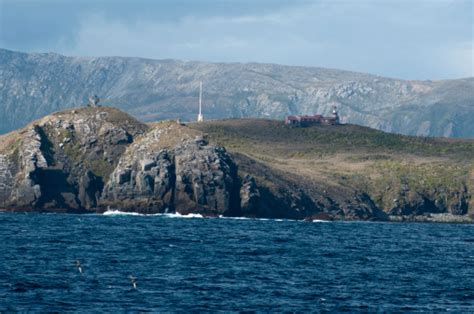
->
(0, 107, 471, 222)
(78, 171, 104, 210)
(101, 126, 239, 216)
(0, 107, 146, 211)
(0, 155, 14, 206)
(173, 140, 238, 216)
(7, 126, 49, 209)
(239, 175, 260, 216)
(340, 193, 388, 221)
(101, 150, 175, 212)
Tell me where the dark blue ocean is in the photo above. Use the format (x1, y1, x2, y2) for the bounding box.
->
(1, 212, 473, 312)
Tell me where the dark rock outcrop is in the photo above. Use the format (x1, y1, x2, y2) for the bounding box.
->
(101, 126, 240, 216)
(0, 107, 146, 212)
(239, 175, 260, 216)
(0, 155, 14, 207)
(78, 171, 104, 210)
(7, 126, 48, 209)
(173, 141, 239, 216)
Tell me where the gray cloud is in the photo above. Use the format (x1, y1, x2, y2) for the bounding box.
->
(0, 0, 472, 79)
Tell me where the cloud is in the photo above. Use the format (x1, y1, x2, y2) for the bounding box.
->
(1, 0, 472, 79)
(437, 40, 474, 78)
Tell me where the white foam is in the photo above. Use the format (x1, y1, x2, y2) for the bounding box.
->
(218, 215, 249, 220)
(218, 215, 296, 222)
(101, 210, 329, 222)
(102, 210, 204, 218)
(102, 210, 146, 216)
(164, 213, 204, 219)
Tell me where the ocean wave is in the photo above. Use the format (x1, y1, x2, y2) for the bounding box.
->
(102, 210, 149, 216)
(218, 216, 320, 223)
(219, 216, 289, 222)
(102, 210, 203, 218)
(163, 213, 204, 219)
(102, 210, 330, 222)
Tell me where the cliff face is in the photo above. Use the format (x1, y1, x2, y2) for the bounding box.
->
(1, 48, 473, 138)
(0, 108, 281, 217)
(0, 107, 147, 211)
(101, 123, 240, 216)
(0, 107, 473, 221)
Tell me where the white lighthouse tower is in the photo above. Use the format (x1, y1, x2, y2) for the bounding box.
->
(197, 81, 204, 122)
(332, 105, 340, 124)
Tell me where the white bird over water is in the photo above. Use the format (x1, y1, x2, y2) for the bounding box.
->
(75, 260, 83, 273)
(129, 275, 137, 289)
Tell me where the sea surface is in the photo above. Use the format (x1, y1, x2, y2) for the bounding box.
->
(0, 211, 473, 312)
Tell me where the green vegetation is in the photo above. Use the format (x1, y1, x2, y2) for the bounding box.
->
(191, 119, 474, 214)
(191, 119, 474, 159)
(369, 160, 471, 211)
(6, 138, 22, 165)
(63, 141, 82, 162)
(61, 130, 115, 179)
(84, 158, 114, 179)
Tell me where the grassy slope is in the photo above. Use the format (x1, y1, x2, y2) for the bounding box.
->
(191, 119, 474, 215)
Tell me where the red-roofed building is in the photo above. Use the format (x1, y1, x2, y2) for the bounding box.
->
(285, 106, 340, 126)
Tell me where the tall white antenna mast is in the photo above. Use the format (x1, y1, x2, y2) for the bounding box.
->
(197, 81, 204, 122)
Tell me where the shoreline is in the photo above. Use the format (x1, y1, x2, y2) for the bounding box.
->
(1, 208, 473, 224)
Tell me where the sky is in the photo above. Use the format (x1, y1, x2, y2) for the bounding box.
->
(0, 0, 472, 80)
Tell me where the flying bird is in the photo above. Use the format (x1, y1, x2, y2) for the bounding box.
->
(75, 260, 83, 273)
(129, 275, 137, 289)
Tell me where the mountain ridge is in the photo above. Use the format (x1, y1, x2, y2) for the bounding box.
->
(1, 48, 473, 137)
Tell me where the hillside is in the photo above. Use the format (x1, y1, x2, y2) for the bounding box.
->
(1, 48, 473, 137)
(191, 119, 474, 221)
(0, 106, 473, 221)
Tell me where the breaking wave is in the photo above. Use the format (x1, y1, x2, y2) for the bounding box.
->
(102, 210, 330, 222)
(102, 210, 204, 218)
(102, 210, 146, 216)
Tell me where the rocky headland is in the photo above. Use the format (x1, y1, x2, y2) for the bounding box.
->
(0, 107, 473, 222)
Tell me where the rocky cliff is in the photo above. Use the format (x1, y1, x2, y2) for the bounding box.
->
(0, 107, 473, 222)
(1, 48, 473, 138)
(0, 107, 147, 211)
(100, 122, 240, 216)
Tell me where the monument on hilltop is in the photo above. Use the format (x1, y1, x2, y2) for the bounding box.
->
(88, 95, 100, 107)
(197, 82, 204, 122)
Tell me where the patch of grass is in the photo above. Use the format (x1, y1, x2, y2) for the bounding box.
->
(345, 154, 392, 162)
(6, 138, 22, 165)
(63, 141, 82, 162)
(190, 119, 474, 160)
(0, 131, 23, 155)
(368, 160, 470, 210)
(84, 158, 114, 179)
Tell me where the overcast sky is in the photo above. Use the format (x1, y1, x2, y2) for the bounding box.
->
(0, 0, 472, 80)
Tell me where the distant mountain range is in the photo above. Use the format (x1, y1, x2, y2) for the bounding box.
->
(0, 48, 473, 137)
